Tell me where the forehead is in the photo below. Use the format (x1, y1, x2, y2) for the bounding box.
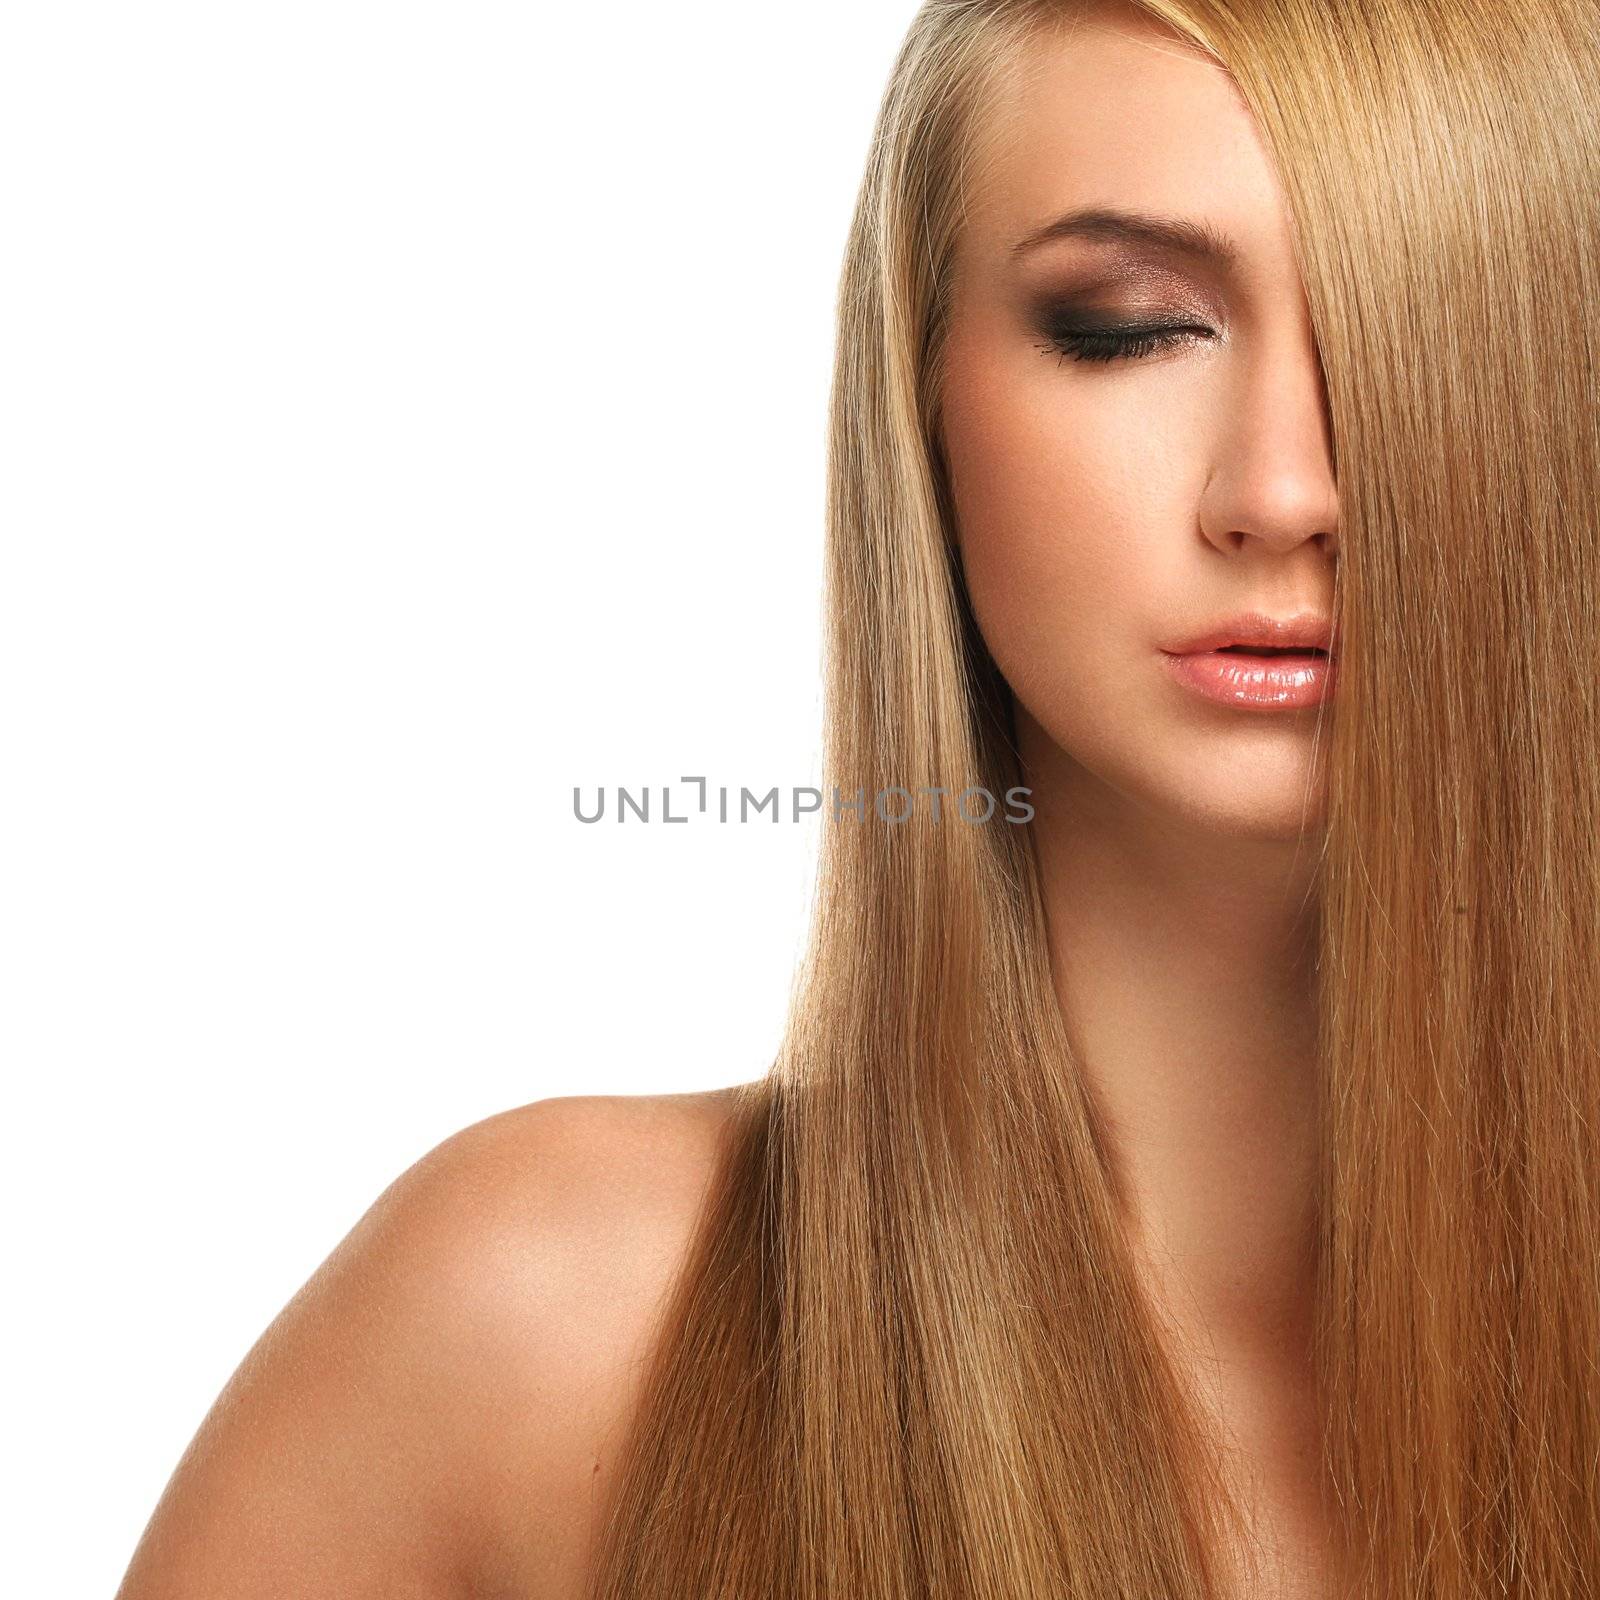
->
(961, 10, 1297, 287)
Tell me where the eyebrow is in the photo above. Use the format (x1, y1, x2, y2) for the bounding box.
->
(1008, 205, 1240, 269)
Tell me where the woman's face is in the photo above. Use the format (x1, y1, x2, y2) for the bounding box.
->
(940, 4, 1340, 843)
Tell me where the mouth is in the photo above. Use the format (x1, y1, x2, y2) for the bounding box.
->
(1163, 610, 1336, 657)
(1213, 644, 1331, 657)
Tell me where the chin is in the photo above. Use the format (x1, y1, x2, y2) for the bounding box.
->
(1159, 781, 1329, 844)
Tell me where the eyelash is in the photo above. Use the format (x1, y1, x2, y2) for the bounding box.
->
(1034, 322, 1213, 365)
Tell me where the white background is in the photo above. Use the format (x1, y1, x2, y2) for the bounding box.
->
(2, 2, 919, 1588)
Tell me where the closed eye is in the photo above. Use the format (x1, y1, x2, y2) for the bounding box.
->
(1034, 322, 1215, 365)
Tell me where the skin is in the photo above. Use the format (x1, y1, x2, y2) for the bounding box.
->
(117, 7, 1340, 1598)
(939, 3, 1338, 1593)
(113, 1089, 741, 1600)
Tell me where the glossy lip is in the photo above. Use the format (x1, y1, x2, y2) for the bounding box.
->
(1162, 610, 1334, 654)
(1160, 610, 1338, 710)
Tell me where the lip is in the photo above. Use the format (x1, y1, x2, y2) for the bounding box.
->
(1163, 610, 1335, 654)
(1160, 610, 1337, 710)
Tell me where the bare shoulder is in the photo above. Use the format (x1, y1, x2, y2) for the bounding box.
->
(115, 1085, 755, 1600)
(436, 1086, 755, 1597)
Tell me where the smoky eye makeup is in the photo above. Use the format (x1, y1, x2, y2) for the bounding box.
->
(1023, 278, 1226, 367)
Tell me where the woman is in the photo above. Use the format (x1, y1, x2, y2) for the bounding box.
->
(115, 0, 1599, 1596)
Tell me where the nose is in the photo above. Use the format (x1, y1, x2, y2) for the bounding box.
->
(1196, 317, 1340, 561)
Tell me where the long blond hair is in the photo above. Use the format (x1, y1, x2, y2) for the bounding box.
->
(587, 2, 1600, 1594)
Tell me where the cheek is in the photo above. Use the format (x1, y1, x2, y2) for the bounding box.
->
(939, 341, 1183, 720)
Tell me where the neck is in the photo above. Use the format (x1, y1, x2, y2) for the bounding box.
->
(1018, 708, 1324, 1370)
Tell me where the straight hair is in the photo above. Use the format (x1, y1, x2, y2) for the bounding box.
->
(587, 2, 1600, 1594)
